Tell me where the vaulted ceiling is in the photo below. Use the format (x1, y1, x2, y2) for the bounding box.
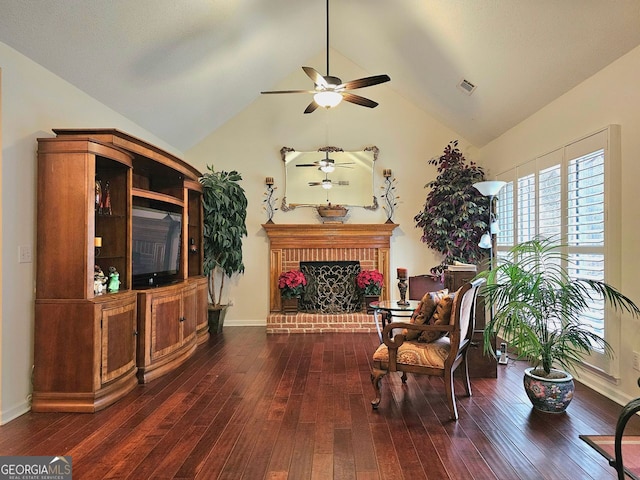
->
(1, 0, 639, 151)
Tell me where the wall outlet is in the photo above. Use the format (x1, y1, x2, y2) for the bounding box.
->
(634, 351, 640, 371)
(19, 245, 33, 263)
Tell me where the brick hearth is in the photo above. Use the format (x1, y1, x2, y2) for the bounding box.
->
(263, 223, 397, 333)
(266, 312, 377, 334)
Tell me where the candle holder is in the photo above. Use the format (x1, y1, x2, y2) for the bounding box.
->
(397, 274, 409, 306)
(380, 169, 398, 224)
(263, 177, 277, 224)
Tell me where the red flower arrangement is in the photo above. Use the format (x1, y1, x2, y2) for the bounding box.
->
(278, 270, 307, 299)
(356, 269, 383, 295)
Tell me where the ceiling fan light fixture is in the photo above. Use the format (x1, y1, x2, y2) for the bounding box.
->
(314, 91, 342, 108)
(320, 164, 335, 173)
(322, 179, 333, 189)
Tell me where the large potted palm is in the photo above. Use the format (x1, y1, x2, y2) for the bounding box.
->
(479, 237, 640, 413)
(200, 166, 248, 333)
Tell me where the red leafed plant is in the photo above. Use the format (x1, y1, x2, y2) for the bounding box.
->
(278, 270, 307, 299)
(356, 269, 384, 296)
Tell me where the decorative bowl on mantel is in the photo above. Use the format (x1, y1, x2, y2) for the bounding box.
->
(316, 204, 348, 222)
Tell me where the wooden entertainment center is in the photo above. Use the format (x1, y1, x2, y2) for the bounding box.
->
(32, 129, 208, 412)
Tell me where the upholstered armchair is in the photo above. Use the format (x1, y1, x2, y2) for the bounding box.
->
(370, 278, 485, 420)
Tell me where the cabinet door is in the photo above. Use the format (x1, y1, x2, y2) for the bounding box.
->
(150, 292, 182, 360)
(101, 299, 137, 385)
(181, 285, 198, 345)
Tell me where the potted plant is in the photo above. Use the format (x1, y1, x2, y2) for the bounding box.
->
(356, 269, 384, 313)
(200, 166, 248, 333)
(414, 140, 488, 279)
(278, 270, 307, 314)
(479, 237, 640, 413)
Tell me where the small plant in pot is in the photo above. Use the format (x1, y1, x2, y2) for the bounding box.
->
(356, 269, 383, 313)
(478, 237, 640, 413)
(200, 166, 248, 333)
(278, 270, 307, 314)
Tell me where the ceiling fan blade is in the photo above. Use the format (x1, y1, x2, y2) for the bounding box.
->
(335, 181, 350, 186)
(296, 164, 318, 167)
(342, 93, 379, 108)
(304, 101, 320, 114)
(340, 74, 390, 90)
(261, 89, 315, 94)
(308, 182, 323, 186)
(302, 66, 329, 88)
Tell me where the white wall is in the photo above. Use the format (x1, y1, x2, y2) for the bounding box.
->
(185, 50, 471, 325)
(0, 41, 183, 423)
(478, 45, 640, 405)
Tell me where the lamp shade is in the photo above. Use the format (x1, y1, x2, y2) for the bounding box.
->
(478, 232, 492, 249)
(314, 91, 342, 108)
(473, 181, 506, 197)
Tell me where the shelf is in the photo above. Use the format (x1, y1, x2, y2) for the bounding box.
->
(132, 188, 184, 207)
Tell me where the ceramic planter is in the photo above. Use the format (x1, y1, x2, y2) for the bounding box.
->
(208, 305, 228, 334)
(523, 367, 574, 413)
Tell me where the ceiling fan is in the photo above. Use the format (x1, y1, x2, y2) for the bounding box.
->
(308, 176, 349, 189)
(261, 0, 390, 113)
(296, 151, 354, 172)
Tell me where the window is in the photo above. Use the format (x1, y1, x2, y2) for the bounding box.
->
(495, 126, 621, 377)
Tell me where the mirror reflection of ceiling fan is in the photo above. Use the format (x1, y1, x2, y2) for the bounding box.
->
(296, 151, 354, 172)
(261, 0, 390, 113)
(308, 176, 349, 189)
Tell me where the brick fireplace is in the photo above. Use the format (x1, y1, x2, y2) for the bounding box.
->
(263, 223, 397, 333)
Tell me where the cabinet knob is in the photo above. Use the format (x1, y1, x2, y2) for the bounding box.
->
(134, 330, 138, 336)
(179, 316, 185, 322)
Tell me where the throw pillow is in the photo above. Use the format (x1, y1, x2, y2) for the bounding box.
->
(402, 289, 448, 341)
(418, 293, 454, 343)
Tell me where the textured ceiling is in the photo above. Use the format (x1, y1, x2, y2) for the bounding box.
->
(1, 0, 639, 151)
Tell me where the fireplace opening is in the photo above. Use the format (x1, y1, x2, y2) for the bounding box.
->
(299, 261, 361, 313)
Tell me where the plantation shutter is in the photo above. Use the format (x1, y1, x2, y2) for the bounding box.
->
(537, 149, 563, 240)
(566, 133, 607, 344)
(516, 160, 536, 243)
(493, 126, 620, 375)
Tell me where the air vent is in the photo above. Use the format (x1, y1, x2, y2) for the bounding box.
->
(457, 78, 477, 95)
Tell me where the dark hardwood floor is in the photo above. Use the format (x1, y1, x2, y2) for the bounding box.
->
(2, 327, 639, 479)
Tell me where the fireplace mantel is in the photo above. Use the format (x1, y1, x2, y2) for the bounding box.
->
(262, 223, 398, 249)
(263, 223, 398, 329)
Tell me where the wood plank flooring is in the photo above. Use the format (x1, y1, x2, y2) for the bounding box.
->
(1, 326, 639, 479)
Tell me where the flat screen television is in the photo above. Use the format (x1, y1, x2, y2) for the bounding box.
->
(132, 205, 182, 288)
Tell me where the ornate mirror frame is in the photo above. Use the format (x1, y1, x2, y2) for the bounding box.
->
(280, 146, 379, 211)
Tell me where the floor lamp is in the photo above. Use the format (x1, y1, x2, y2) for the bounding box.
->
(473, 180, 507, 364)
(472, 181, 506, 271)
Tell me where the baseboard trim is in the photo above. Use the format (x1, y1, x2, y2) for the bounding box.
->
(1, 399, 31, 425)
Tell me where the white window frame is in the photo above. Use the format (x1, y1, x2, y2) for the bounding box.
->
(495, 125, 621, 379)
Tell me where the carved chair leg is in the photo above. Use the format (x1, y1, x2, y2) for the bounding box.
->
(401, 371, 408, 383)
(444, 370, 459, 420)
(461, 354, 472, 397)
(371, 368, 387, 409)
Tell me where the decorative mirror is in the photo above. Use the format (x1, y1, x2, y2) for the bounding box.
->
(281, 146, 379, 210)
